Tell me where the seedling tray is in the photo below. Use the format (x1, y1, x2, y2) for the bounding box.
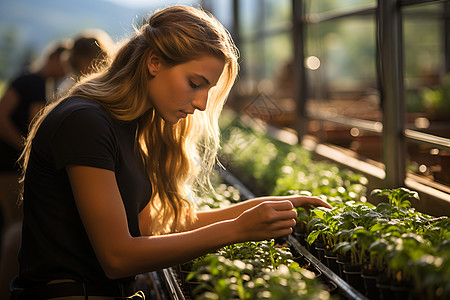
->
(158, 268, 187, 300)
(286, 235, 368, 300)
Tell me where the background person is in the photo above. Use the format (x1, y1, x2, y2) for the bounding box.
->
(58, 28, 114, 95)
(0, 40, 71, 233)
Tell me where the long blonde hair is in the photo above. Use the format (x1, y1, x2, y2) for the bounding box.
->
(19, 5, 239, 235)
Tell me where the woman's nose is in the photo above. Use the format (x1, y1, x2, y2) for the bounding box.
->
(192, 90, 208, 111)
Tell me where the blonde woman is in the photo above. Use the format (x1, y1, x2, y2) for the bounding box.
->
(12, 5, 331, 300)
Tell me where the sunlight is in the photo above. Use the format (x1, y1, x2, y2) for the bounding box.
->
(305, 56, 321, 70)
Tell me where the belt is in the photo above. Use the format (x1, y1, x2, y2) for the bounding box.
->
(10, 280, 142, 300)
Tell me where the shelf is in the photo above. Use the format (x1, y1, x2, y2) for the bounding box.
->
(158, 268, 187, 300)
(287, 235, 369, 300)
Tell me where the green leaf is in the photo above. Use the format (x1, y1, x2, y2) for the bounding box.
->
(307, 230, 320, 245)
(369, 240, 388, 253)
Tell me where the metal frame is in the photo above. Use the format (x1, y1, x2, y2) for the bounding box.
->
(400, 0, 448, 5)
(292, 0, 308, 137)
(377, 0, 406, 187)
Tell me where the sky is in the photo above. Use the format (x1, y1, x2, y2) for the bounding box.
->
(103, 0, 199, 9)
(102, 0, 231, 26)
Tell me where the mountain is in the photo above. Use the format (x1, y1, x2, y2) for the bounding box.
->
(0, 0, 156, 79)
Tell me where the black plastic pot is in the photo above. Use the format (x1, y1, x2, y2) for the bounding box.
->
(292, 232, 307, 246)
(307, 239, 318, 257)
(326, 280, 339, 295)
(336, 253, 352, 279)
(376, 274, 395, 300)
(314, 241, 326, 262)
(390, 281, 412, 300)
(324, 249, 340, 275)
(361, 267, 380, 300)
(175, 268, 195, 297)
(343, 264, 365, 294)
(182, 278, 204, 297)
(294, 221, 308, 236)
(293, 254, 310, 268)
(315, 246, 326, 262)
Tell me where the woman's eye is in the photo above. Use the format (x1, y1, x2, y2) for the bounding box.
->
(189, 81, 200, 89)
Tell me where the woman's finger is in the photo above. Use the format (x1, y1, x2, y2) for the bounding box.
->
(272, 227, 294, 238)
(284, 195, 332, 209)
(269, 218, 296, 230)
(261, 200, 294, 211)
(257, 201, 297, 221)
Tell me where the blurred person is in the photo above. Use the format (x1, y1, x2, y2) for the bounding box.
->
(0, 39, 71, 300)
(58, 28, 114, 95)
(0, 40, 71, 229)
(10, 5, 331, 299)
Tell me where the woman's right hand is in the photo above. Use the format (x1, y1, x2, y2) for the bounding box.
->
(233, 200, 297, 242)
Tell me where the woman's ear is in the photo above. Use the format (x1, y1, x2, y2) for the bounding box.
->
(147, 51, 161, 76)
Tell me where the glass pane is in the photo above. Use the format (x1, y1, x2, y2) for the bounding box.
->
(304, 14, 379, 160)
(263, 0, 291, 30)
(236, 0, 293, 85)
(240, 40, 260, 84)
(207, 0, 233, 29)
(305, 0, 375, 14)
(403, 2, 450, 187)
(403, 2, 449, 133)
(239, 0, 261, 38)
(305, 16, 377, 103)
(240, 0, 291, 38)
(233, 0, 294, 123)
(262, 33, 293, 79)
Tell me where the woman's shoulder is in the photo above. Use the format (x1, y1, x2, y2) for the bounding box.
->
(51, 97, 110, 121)
(43, 97, 113, 135)
(56, 97, 105, 112)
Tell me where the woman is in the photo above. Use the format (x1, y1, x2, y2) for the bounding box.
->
(13, 5, 331, 299)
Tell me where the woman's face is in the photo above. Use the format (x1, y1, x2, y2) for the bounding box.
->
(147, 54, 225, 124)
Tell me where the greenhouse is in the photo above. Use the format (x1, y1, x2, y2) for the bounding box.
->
(0, 0, 448, 300)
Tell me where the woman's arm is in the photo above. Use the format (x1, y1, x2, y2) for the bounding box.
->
(67, 165, 298, 279)
(188, 195, 332, 230)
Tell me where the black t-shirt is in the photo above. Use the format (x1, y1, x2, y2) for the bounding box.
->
(19, 97, 152, 287)
(0, 71, 46, 171)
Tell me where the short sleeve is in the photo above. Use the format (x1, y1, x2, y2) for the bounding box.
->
(51, 108, 117, 171)
(10, 73, 46, 103)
